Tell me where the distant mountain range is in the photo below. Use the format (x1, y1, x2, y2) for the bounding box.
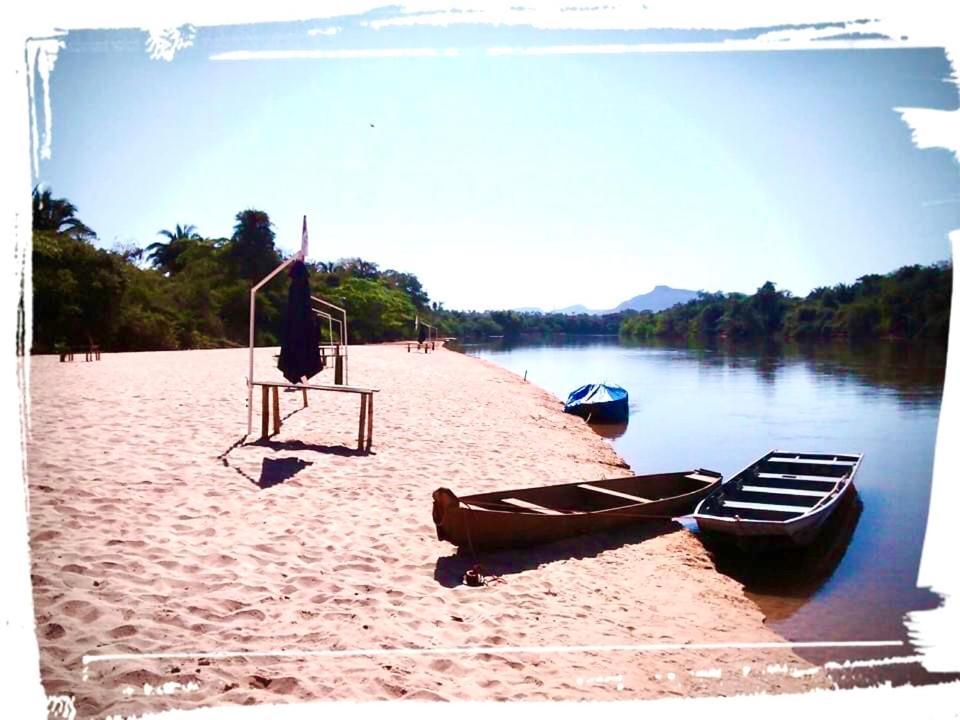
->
(519, 285, 700, 316)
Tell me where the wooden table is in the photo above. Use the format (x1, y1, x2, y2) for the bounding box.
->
(250, 381, 379, 451)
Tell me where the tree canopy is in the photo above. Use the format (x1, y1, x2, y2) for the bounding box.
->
(29, 187, 952, 353)
(620, 265, 952, 343)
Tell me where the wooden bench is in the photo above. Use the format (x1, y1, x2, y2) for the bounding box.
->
(406, 341, 436, 353)
(250, 380, 379, 451)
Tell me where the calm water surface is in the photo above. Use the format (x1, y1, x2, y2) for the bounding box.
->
(464, 335, 949, 682)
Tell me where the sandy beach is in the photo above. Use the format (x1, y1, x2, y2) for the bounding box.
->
(24, 344, 830, 717)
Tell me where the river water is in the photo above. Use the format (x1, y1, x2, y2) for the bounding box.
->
(463, 335, 952, 685)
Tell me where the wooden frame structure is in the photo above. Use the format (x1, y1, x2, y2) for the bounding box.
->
(251, 380, 378, 450)
(311, 296, 349, 383)
(247, 255, 299, 435)
(245, 236, 369, 441)
(410, 320, 438, 352)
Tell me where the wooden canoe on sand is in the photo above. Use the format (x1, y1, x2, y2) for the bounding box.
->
(432, 468, 722, 552)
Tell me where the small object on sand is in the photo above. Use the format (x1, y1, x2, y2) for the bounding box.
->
(463, 565, 485, 587)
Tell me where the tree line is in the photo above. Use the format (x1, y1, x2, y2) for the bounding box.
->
(29, 187, 433, 353)
(620, 267, 952, 342)
(29, 187, 952, 353)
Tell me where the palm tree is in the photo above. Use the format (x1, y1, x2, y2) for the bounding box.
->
(230, 209, 279, 280)
(32, 185, 96, 241)
(146, 223, 201, 274)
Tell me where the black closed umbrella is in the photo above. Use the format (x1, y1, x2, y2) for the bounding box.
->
(278, 260, 322, 384)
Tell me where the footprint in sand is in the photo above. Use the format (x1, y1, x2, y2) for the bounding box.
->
(216, 599, 246, 612)
(43, 623, 65, 640)
(108, 625, 138, 639)
(59, 600, 101, 623)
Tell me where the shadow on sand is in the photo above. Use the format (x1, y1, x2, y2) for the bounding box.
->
(433, 519, 679, 588)
(255, 457, 314, 489)
(247, 438, 373, 457)
(219, 455, 315, 489)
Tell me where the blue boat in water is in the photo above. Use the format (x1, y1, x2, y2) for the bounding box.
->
(563, 383, 629, 423)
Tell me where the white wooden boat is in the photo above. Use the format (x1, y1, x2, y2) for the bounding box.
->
(692, 450, 863, 547)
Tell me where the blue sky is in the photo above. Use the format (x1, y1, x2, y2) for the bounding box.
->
(35, 13, 959, 311)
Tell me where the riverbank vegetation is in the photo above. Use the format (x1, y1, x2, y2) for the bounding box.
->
(28, 187, 952, 352)
(619, 266, 952, 342)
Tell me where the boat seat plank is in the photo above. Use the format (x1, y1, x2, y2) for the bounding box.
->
(686, 473, 717, 483)
(578, 484, 651, 504)
(500, 497, 566, 515)
(722, 500, 806, 514)
(741, 485, 829, 498)
(768, 457, 856, 467)
(757, 472, 841, 483)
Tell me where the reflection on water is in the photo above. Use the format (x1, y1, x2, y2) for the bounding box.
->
(589, 419, 629, 439)
(464, 335, 951, 686)
(705, 489, 864, 623)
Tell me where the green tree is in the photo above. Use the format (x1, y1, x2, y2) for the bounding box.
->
(146, 223, 201, 275)
(32, 185, 96, 241)
(229, 209, 280, 281)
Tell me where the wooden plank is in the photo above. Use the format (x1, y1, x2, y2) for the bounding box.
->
(250, 380, 377, 394)
(741, 485, 829, 498)
(768, 456, 856, 467)
(365, 393, 374, 452)
(578, 483, 650, 504)
(302, 388, 308, 407)
(686, 473, 718, 483)
(357, 392, 367, 451)
(757, 472, 841, 483)
(722, 500, 806, 514)
(272, 386, 280, 435)
(261, 385, 269, 439)
(500, 498, 565, 515)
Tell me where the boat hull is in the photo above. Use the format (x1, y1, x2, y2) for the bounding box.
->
(563, 383, 629, 423)
(434, 469, 721, 552)
(563, 398, 629, 423)
(692, 450, 863, 548)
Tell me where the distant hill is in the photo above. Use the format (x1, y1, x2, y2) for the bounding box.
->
(526, 286, 699, 316)
(610, 285, 699, 313)
(552, 304, 591, 315)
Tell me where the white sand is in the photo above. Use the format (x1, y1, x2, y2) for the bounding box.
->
(25, 345, 828, 717)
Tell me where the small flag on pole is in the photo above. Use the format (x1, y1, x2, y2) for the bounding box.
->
(298, 215, 309, 260)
